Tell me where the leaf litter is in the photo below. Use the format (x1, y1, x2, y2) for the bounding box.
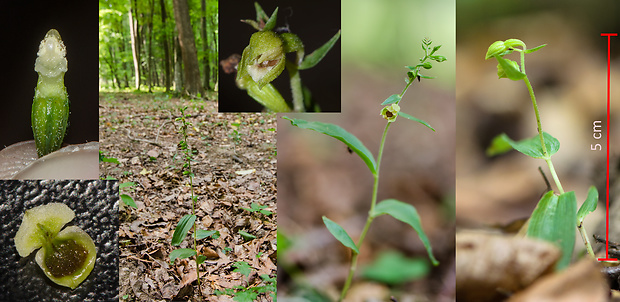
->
(100, 92, 276, 301)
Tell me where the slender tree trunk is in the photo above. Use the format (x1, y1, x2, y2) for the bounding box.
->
(209, 0, 218, 91)
(160, 0, 171, 92)
(200, 0, 208, 91)
(146, 0, 154, 93)
(128, 0, 141, 90)
(172, 0, 202, 97)
(174, 37, 184, 93)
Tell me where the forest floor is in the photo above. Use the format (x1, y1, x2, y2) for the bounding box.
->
(99, 92, 277, 302)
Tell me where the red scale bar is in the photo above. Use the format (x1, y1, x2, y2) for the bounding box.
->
(598, 33, 618, 262)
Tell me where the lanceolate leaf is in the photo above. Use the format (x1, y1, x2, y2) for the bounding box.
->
(371, 199, 438, 265)
(526, 191, 576, 270)
(495, 55, 526, 80)
(398, 112, 435, 132)
(120, 194, 137, 209)
(489, 132, 560, 159)
(171, 214, 196, 246)
(169, 248, 196, 264)
(196, 229, 218, 240)
(577, 186, 599, 225)
(381, 94, 402, 105)
(283, 117, 377, 175)
(322, 216, 359, 254)
(299, 30, 341, 70)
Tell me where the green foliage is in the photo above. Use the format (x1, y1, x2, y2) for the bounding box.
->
(361, 250, 430, 285)
(485, 39, 599, 264)
(322, 216, 359, 254)
(526, 191, 577, 270)
(241, 202, 273, 216)
(238, 230, 256, 240)
(214, 262, 276, 302)
(171, 214, 197, 246)
(371, 199, 438, 265)
(282, 117, 377, 175)
(283, 39, 444, 301)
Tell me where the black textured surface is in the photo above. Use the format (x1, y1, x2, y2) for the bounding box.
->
(0, 180, 118, 302)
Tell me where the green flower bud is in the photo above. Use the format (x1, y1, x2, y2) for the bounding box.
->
(236, 31, 286, 89)
(380, 104, 400, 122)
(503, 38, 526, 50)
(485, 40, 507, 60)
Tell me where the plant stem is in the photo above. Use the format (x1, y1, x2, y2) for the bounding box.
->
(339, 122, 392, 302)
(578, 222, 596, 258)
(288, 62, 304, 112)
(523, 75, 565, 194)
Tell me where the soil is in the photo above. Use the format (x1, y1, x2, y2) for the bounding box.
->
(99, 92, 277, 301)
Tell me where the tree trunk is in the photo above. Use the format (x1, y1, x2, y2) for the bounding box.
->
(172, 0, 202, 97)
(146, 0, 154, 93)
(128, 0, 141, 90)
(200, 0, 208, 91)
(160, 0, 171, 92)
(174, 37, 184, 93)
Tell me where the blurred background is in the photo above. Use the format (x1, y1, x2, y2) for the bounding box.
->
(277, 0, 455, 301)
(456, 0, 620, 240)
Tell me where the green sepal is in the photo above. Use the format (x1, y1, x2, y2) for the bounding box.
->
(236, 31, 286, 89)
(526, 191, 576, 270)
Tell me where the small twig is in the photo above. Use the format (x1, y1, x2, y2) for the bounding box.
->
(538, 166, 552, 192)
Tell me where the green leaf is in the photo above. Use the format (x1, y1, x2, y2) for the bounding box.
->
(233, 261, 253, 278)
(282, 117, 377, 175)
(196, 255, 207, 265)
(196, 229, 218, 240)
(577, 186, 599, 225)
(233, 290, 259, 302)
(495, 55, 526, 80)
(119, 181, 135, 189)
(524, 44, 547, 54)
(526, 191, 576, 270)
(486, 133, 514, 156)
(361, 250, 430, 285)
(238, 230, 256, 239)
(171, 214, 196, 246)
(381, 94, 402, 105)
(398, 112, 435, 131)
(120, 194, 137, 209)
(169, 248, 196, 264)
(299, 30, 341, 70)
(322, 216, 359, 254)
(492, 132, 560, 159)
(371, 199, 438, 265)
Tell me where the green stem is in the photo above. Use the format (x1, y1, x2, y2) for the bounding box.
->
(578, 221, 596, 258)
(523, 75, 565, 194)
(288, 62, 304, 112)
(339, 122, 392, 302)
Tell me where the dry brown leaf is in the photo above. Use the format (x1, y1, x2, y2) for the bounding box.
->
(456, 231, 560, 302)
(507, 259, 608, 302)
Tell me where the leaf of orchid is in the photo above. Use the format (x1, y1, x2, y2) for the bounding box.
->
(381, 94, 402, 105)
(282, 116, 377, 175)
(524, 44, 547, 54)
(398, 112, 435, 131)
(299, 30, 341, 70)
